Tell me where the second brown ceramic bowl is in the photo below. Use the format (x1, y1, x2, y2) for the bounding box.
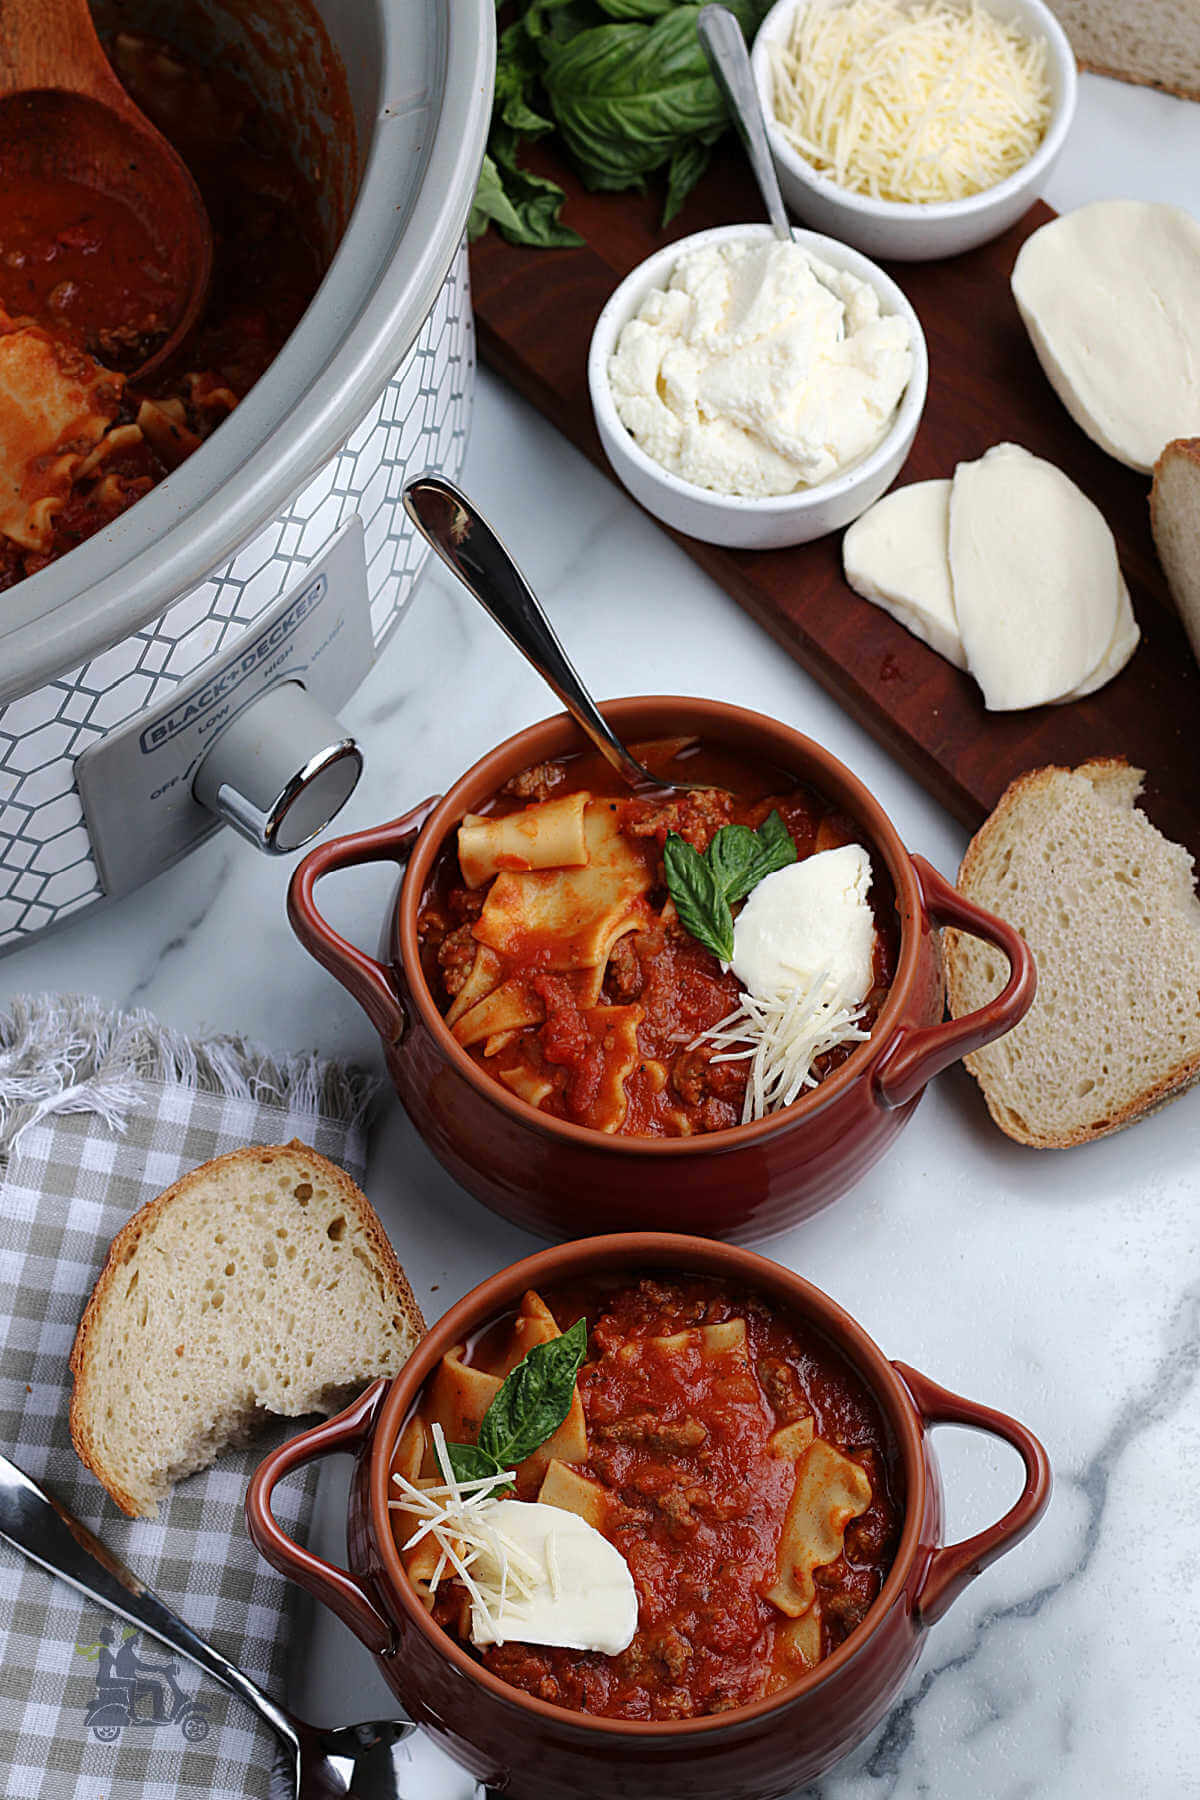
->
(247, 1232, 1052, 1799)
(288, 698, 1034, 1240)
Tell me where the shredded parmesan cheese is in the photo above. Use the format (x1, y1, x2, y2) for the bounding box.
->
(767, 0, 1052, 204)
(691, 969, 871, 1122)
(388, 1424, 536, 1645)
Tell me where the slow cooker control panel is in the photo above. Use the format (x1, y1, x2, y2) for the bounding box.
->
(77, 519, 375, 897)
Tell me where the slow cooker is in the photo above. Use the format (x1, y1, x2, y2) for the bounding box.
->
(0, 0, 494, 951)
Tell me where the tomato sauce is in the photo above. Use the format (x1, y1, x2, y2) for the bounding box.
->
(0, 175, 178, 364)
(417, 740, 899, 1138)
(0, 28, 327, 590)
(408, 1274, 903, 1721)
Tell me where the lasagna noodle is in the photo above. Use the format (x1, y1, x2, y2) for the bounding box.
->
(0, 319, 123, 551)
(574, 1005, 644, 1134)
(451, 978, 544, 1050)
(473, 801, 653, 969)
(765, 1438, 872, 1620)
(647, 1318, 750, 1359)
(537, 1458, 609, 1532)
(445, 945, 505, 1029)
(498, 1064, 555, 1110)
(458, 791, 589, 889)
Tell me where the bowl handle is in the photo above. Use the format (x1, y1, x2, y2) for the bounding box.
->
(246, 1379, 395, 1656)
(874, 854, 1036, 1110)
(287, 798, 441, 1045)
(894, 1361, 1051, 1628)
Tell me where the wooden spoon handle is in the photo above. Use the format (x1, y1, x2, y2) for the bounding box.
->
(0, 0, 129, 107)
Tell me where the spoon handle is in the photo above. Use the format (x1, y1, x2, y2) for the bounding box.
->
(403, 474, 652, 789)
(0, 1454, 296, 1754)
(697, 5, 792, 242)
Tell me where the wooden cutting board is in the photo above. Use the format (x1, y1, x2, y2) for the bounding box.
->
(469, 141, 1200, 859)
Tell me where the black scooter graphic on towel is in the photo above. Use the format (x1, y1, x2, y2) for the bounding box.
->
(82, 1627, 210, 1743)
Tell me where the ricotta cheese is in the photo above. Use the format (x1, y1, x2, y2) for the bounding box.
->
(390, 1431, 638, 1656)
(731, 845, 876, 1004)
(607, 237, 912, 497)
(466, 1500, 638, 1654)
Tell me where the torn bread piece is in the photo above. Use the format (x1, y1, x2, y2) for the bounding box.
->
(1151, 437, 1200, 671)
(947, 760, 1200, 1146)
(70, 1141, 424, 1518)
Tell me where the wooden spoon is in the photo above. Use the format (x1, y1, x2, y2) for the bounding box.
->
(0, 0, 212, 379)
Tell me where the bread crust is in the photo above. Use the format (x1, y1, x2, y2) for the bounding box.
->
(1077, 58, 1200, 106)
(69, 1141, 424, 1516)
(946, 758, 1200, 1148)
(1151, 435, 1200, 530)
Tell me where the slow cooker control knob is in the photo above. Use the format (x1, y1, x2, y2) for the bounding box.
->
(192, 680, 363, 855)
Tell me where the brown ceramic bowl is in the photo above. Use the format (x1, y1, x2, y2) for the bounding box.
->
(247, 1233, 1051, 1799)
(288, 698, 1034, 1240)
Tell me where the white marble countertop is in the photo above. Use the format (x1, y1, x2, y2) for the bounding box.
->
(4, 70, 1199, 1800)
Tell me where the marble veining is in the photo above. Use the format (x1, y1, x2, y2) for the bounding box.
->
(0, 70, 1198, 1800)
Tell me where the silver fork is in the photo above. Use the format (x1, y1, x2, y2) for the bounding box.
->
(0, 1452, 413, 1798)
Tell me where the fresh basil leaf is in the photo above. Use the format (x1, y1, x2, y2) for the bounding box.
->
(665, 812, 797, 960)
(468, 147, 584, 249)
(477, 1315, 589, 1470)
(525, 0, 600, 42)
(593, 0, 676, 17)
(721, 809, 798, 903)
(706, 823, 760, 902)
(443, 1440, 511, 1494)
(496, 19, 556, 137)
(663, 133, 712, 223)
(664, 832, 735, 963)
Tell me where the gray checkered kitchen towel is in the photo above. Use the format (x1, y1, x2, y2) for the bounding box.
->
(0, 995, 376, 1800)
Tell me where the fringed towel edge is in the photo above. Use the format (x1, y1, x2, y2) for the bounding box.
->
(0, 994, 379, 1163)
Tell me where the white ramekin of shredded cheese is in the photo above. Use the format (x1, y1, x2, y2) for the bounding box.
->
(751, 0, 1077, 261)
(588, 224, 927, 550)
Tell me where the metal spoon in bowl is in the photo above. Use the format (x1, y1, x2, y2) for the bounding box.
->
(0, 1452, 412, 1799)
(403, 473, 714, 795)
(697, 4, 793, 241)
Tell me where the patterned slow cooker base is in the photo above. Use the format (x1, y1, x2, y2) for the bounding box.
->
(0, 245, 474, 949)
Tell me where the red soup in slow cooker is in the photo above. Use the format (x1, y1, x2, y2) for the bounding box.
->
(0, 24, 333, 589)
(389, 1272, 904, 1722)
(416, 739, 899, 1138)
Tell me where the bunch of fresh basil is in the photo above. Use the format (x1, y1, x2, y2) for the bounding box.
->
(470, 0, 775, 249)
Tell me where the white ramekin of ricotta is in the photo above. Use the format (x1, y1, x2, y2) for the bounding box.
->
(588, 225, 927, 550)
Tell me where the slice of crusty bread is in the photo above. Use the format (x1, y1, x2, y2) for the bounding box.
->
(70, 1141, 424, 1518)
(1151, 438, 1200, 668)
(945, 759, 1200, 1148)
(1045, 1, 1200, 102)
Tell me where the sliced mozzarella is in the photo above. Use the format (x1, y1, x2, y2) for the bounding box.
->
(468, 1500, 638, 1654)
(1056, 578, 1139, 703)
(948, 443, 1120, 711)
(731, 845, 875, 1004)
(1011, 201, 1200, 474)
(842, 479, 965, 668)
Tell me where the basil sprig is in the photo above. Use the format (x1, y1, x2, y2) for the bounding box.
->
(445, 1315, 589, 1493)
(664, 812, 797, 963)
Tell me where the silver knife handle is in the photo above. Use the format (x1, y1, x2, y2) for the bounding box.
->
(0, 1454, 295, 1749)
